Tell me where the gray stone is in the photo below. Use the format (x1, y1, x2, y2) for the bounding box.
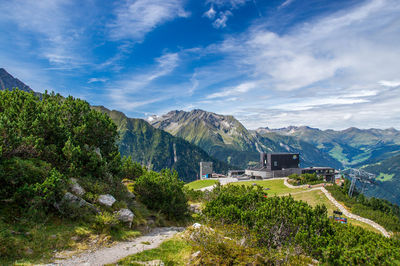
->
(116, 208, 135, 223)
(98, 194, 116, 207)
(189, 203, 201, 214)
(191, 250, 201, 258)
(127, 191, 136, 199)
(94, 147, 102, 159)
(70, 178, 85, 196)
(70, 236, 80, 241)
(55, 192, 99, 214)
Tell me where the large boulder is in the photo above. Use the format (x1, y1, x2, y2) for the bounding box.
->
(116, 208, 135, 223)
(55, 192, 99, 215)
(98, 194, 116, 207)
(70, 178, 85, 196)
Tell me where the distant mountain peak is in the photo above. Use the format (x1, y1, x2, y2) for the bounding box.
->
(0, 68, 33, 93)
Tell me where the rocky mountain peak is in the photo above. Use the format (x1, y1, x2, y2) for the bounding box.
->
(0, 68, 33, 93)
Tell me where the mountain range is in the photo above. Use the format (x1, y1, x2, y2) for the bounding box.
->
(148, 110, 343, 169)
(1, 68, 399, 204)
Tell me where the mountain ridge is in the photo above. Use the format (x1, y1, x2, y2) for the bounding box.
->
(0, 68, 33, 93)
(148, 109, 343, 169)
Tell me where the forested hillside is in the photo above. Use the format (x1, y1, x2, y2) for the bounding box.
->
(93, 106, 231, 182)
(264, 126, 400, 168)
(360, 154, 400, 205)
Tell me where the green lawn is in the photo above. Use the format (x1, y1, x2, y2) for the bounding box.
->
(292, 190, 381, 234)
(185, 179, 219, 190)
(377, 173, 394, 181)
(232, 179, 306, 196)
(114, 237, 191, 266)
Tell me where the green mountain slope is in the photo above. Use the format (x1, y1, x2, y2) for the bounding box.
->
(361, 154, 400, 205)
(264, 126, 400, 168)
(149, 110, 342, 169)
(93, 106, 231, 182)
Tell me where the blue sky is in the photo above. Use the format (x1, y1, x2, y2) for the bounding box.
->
(1, 0, 400, 129)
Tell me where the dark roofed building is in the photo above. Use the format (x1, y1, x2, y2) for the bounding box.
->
(301, 167, 336, 182)
(260, 152, 300, 171)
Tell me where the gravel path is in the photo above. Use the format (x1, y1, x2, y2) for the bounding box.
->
(200, 177, 390, 237)
(282, 178, 390, 237)
(49, 227, 184, 266)
(319, 187, 390, 237)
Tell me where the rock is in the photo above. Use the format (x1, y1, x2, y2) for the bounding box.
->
(55, 192, 99, 215)
(192, 250, 201, 258)
(70, 236, 79, 241)
(192, 223, 202, 229)
(189, 203, 201, 214)
(94, 147, 102, 159)
(70, 178, 85, 196)
(98, 194, 116, 207)
(127, 191, 136, 199)
(116, 208, 135, 223)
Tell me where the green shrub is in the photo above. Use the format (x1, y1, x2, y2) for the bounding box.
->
(121, 156, 145, 180)
(203, 184, 400, 264)
(327, 181, 400, 232)
(93, 212, 119, 234)
(183, 187, 205, 202)
(289, 173, 324, 185)
(135, 169, 188, 220)
(0, 158, 66, 211)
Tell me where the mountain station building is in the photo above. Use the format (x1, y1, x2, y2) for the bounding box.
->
(245, 152, 336, 181)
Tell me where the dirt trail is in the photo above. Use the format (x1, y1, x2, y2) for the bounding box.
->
(48, 227, 184, 266)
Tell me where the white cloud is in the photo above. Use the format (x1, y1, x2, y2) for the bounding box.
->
(88, 78, 108, 83)
(204, 6, 217, 19)
(279, 0, 294, 9)
(0, 0, 90, 67)
(190, 0, 400, 129)
(206, 0, 249, 8)
(106, 52, 180, 111)
(212, 11, 233, 28)
(207, 82, 256, 98)
(378, 80, 400, 87)
(108, 0, 189, 41)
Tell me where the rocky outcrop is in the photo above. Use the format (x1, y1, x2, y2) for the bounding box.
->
(70, 178, 85, 196)
(98, 194, 116, 207)
(116, 208, 135, 223)
(55, 192, 99, 215)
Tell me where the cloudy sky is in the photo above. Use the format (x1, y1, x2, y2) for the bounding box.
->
(1, 0, 399, 130)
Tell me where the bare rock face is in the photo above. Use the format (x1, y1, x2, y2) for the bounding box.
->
(98, 194, 116, 207)
(116, 208, 135, 223)
(0, 68, 33, 92)
(70, 178, 85, 196)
